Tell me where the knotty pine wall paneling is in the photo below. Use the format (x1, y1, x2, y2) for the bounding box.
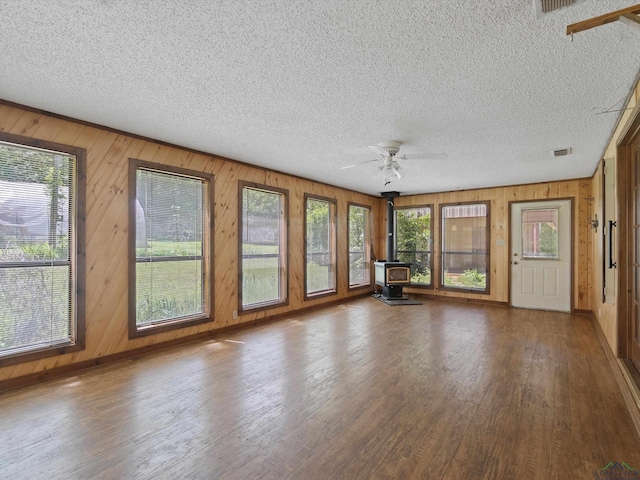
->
(0, 103, 380, 385)
(591, 159, 615, 350)
(591, 80, 640, 353)
(0, 98, 613, 386)
(386, 179, 592, 310)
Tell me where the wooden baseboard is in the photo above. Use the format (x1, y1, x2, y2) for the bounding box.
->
(591, 313, 640, 437)
(0, 292, 373, 393)
(573, 308, 593, 315)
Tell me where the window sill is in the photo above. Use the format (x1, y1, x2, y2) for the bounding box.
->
(0, 340, 83, 368)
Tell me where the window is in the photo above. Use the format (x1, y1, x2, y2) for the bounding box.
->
(305, 195, 337, 298)
(0, 134, 85, 364)
(130, 160, 213, 337)
(521, 208, 558, 259)
(441, 202, 490, 293)
(348, 203, 371, 288)
(239, 182, 288, 310)
(394, 206, 433, 286)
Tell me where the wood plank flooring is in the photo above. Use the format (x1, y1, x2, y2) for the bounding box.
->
(1, 298, 639, 479)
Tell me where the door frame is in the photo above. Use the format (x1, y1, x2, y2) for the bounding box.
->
(614, 95, 640, 435)
(617, 99, 640, 360)
(508, 197, 574, 312)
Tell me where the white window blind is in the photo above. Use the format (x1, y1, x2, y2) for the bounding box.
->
(521, 208, 559, 259)
(0, 141, 76, 356)
(135, 168, 206, 327)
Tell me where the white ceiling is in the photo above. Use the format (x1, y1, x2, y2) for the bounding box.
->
(1, 0, 640, 196)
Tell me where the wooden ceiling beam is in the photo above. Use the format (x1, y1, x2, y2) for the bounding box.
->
(566, 3, 640, 35)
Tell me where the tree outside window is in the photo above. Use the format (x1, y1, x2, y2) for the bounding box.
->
(395, 206, 433, 285)
(240, 183, 288, 310)
(348, 204, 371, 288)
(305, 196, 337, 297)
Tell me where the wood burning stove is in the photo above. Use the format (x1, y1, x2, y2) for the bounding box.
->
(374, 191, 413, 299)
(374, 261, 412, 298)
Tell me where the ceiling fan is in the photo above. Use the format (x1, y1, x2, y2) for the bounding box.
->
(342, 141, 446, 185)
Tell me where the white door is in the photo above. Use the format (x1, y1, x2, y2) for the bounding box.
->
(510, 199, 571, 312)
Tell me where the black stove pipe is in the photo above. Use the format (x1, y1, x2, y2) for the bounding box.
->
(381, 191, 399, 262)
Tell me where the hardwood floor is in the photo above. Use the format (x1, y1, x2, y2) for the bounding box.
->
(1, 298, 639, 479)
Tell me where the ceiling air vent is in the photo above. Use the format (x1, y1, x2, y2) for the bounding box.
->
(551, 148, 572, 157)
(535, 0, 584, 18)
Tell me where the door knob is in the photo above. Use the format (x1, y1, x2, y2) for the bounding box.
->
(512, 261, 518, 265)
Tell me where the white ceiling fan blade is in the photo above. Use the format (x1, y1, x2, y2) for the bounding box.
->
(341, 158, 379, 170)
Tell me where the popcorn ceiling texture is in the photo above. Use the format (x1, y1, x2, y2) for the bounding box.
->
(1, 0, 639, 195)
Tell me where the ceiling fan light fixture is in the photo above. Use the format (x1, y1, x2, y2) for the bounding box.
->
(379, 161, 402, 182)
(392, 160, 402, 179)
(356, 139, 443, 184)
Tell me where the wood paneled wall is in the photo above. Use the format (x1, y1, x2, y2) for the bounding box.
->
(0, 103, 381, 384)
(387, 179, 593, 309)
(0, 101, 599, 385)
(591, 81, 640, 353)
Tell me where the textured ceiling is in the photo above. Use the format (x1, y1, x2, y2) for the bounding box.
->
(1, 0, 640, 196)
